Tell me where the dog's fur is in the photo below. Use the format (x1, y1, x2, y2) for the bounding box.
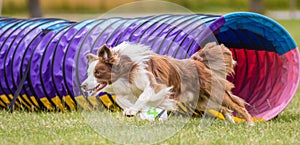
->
(81, 42, 254, 125)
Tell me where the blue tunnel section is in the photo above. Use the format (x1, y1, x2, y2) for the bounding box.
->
(0, 12, 298, 121)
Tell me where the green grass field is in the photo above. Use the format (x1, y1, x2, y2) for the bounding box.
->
(2, 0, 300, 15)
(0, 19, 299, 145)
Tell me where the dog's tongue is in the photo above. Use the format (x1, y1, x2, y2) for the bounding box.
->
(92, 83, 107, 95)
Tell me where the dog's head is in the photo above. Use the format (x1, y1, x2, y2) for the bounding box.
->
(81, 45, 135, 96)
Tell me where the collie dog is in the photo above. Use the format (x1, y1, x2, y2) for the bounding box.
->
(81, 42, 254, 125)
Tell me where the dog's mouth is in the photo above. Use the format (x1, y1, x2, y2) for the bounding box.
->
(90, 82, 107, 95)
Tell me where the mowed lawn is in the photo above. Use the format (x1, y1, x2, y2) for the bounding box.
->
(0, 19, 299, 145)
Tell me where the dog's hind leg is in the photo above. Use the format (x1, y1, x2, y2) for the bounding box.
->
(221, 108, 235, 124)
(222, 92, 254, 126)
(194, 89, 236, 124)
(196, 96, 235, 124)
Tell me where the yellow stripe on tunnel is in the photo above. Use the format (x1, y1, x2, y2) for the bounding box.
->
(8, 94, 21, 108)
(99, 94, 121, 111)
(0, 99, 6, 107)
(22, 95, 37, 111)
(16, 95, 31, 110)
(75, 95, 93, 111)
(207, 109, 266, 122)
(177, 102, 188, 113)
(52, 96, 66, 112)
(87, 96, 103, 110)
(40, 97, 55, 111)
(63, 95, 76, 110)
(30, 96, 40, 108)
(0, 95, 10, 105)
(99, 94, 113, 109)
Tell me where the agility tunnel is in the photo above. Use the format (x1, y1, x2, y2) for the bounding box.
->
(0, 12, 298, 121)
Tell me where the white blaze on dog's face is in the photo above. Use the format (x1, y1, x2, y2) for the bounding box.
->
(81, 55, 99, 95)
(81, 53, 101, 96)
(81, 45, 116, 96)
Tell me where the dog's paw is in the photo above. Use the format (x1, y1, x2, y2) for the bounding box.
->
(247, 121, 255, 126)
(224, 113, 235, 124)
(123, 108, 138, 117)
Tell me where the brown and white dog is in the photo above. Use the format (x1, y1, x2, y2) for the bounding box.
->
(81, 42, 254, 125)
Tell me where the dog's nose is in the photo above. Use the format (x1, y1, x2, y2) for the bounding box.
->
(81, 83, 88, 91)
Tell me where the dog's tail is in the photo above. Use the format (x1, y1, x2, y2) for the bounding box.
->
(190, 42, 235, 77)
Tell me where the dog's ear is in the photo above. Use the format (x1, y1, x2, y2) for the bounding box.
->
(98, 45, 112, 61)
(86, 53, 98, 64)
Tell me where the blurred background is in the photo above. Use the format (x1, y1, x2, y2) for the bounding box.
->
(0, 0, 299, 21)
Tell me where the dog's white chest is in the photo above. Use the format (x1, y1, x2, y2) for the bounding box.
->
(131, 68, 150, 90)
(110, 78, 142, 96)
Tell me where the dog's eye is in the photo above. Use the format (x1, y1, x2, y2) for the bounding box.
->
(95, 71, 101, 75)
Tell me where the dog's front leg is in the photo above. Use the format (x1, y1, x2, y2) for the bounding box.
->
(123, 84, 153, 116)
(123, 83, 174, 116)
(116, 95, 136, 110)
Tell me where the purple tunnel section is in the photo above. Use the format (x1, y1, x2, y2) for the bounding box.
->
(0, 13, 299, 121)
(73, 14, 218, 97)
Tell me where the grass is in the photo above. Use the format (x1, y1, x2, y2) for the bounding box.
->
(2, 0, 300, 15)
(277, 19, 300, 45)
(0, 15, 300, 145)
(0, 98, 299, 145)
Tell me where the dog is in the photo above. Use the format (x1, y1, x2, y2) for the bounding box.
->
(81, 42, 254, 125)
